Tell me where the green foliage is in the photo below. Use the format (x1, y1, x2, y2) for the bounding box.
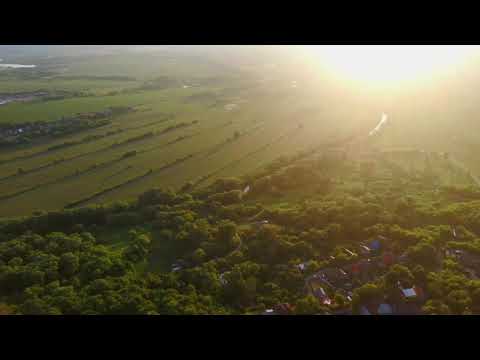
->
(351, 283, 383, 314)
(295, 295, 328, 315)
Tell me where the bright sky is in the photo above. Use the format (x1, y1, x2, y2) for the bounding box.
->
(308, 45, 480, 85)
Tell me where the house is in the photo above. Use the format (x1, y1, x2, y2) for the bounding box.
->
(399, 285, 424, 301)
(171, 259, 188, 272)
(333, 308, 353, 315)
(350, 259, 373, 281)
(393, 302, 423, 315)
(457, 251, 480, 270)
(401, 288, 416, 298)
(343, 248, 357, 257)
(308, 279, 332, 305)
(377, 303, 394, 315)
(382, 252, 395, 267)
(359, 245, 371, 256)
(360, 303, 393, 315)
(219, 272, 229, 285)
(398, 253, 409, 264)
(318, 268, 350, 288)
(297, 263, 307, 272)
(262, 309, 276, 315)
(368, 239, 382, 252)
(360, 304, 376, 315)
(252, 220, 269, 229)
(359, 303, 379, 315)
(273, 303, 294, 315)
(351, 262, 361, 276)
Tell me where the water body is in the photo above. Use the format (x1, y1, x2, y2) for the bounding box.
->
(369, 113, 388, 136)
(0, 63, 36, 69)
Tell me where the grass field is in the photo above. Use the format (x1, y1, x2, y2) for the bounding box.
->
(1, 48, 480, 218)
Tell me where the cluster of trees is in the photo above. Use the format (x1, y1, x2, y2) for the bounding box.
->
(3, 151, 480, 314)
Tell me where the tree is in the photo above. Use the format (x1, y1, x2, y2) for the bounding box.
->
(192, 248, 207, 265)
(471, 287, 480, 314)
(422, 299, 451, 315)
(138, 188, 177, 207)
(406, 242, 437, 269)
(360, 161, 376, 189)
(123, 232, 150, 263)
(446, 290, 471, 314)
(20, 298, 51, 315)
(0, 303, 15, 315)
(385, 265, 414, 288)
(412, 265, 427, 287)
(59, 253, 80, 277)
(295, 295, 327, 315)
(351, 283, 383, 314)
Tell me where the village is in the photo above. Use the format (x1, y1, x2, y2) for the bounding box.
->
(0, 90, 50, 106)
(161, 195, 480, 316)
(260, 227, 480, 315)
(0, 106, 133, 147)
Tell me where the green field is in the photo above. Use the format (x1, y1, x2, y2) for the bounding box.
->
(1, 47, 480, 218)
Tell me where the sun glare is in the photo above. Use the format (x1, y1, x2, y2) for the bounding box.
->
(310, 45, 480, 85)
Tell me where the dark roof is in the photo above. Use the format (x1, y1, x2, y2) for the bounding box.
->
(359, 302, 394, 315)
(370, 240, 381, 251)
(273, 303, 293, 315)
(333, 308, 353, 315)
(393, 302, 423, 315)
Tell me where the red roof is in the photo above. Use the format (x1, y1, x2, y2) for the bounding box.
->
(383, 252, 394, 266)
(413, 286, 424, 299)
(274, 303, 293, 314)
(352, 263, 360, 274)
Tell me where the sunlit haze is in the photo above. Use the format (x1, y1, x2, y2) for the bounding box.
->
(308, 45, 480, 85)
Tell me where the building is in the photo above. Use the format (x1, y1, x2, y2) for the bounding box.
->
(369, 239, 382, 252)
(219, 272, 229, 285)
(317, 268, 351, 289)
(393, 302, 423, 315)
(333, 308, 353, 315)
(273, 303, 294, 315)
(399, 285, 424, 301)
(401, 288, 417, 298)
(262, 309, 275, 315)
(252, 220, 269, 229)
(343, 248, 357, 257)
(297, 263, 307, 272)
(457, 251, 480, 270)
(377, 303, 394, 315)
(382, 252, 395, 267)
(359, 245, 371, 256)
(360, 303, 393, 315)
(307, 278, 332, 305)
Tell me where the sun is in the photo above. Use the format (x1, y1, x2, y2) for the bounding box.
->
(309, 45, 480, 85)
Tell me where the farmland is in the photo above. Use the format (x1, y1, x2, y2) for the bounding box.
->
(1, 46, 480, 218)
